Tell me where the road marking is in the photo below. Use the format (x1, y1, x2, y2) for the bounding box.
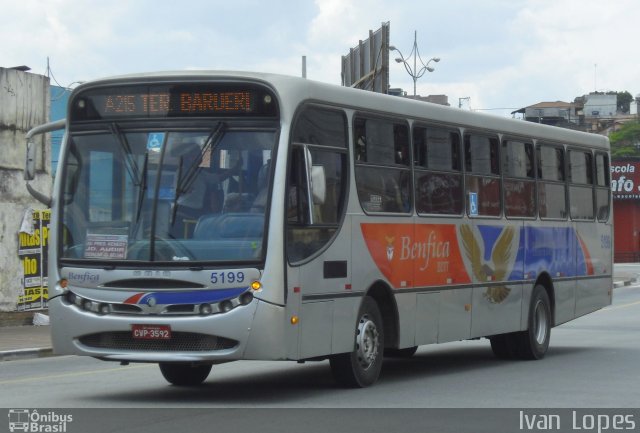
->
(0, 363, 154, 386)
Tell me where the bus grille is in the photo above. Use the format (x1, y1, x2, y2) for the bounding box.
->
(79, 332, 237, 352)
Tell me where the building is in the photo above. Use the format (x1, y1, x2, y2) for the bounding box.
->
(511, 101, 579, 127)
(0, 67, 52, 311)
(583, 93, 617, 118)
(513, 93, 623, 133)
(611, 158, 640, 262)
(630, 94, 640, 116)
(388, 88, 450, 106)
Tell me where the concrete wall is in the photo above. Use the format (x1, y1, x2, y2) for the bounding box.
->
(585, 94, 617, 118)
(0, 68, 52, 311)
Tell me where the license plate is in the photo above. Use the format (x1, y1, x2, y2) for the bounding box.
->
(131, 324, 171, 340)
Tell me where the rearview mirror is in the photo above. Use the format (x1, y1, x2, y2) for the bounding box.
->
(23, 119, 66, 206)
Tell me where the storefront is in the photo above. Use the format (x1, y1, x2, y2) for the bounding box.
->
(612, 158, 640, 262)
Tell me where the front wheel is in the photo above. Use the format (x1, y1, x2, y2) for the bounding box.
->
(159, 363, 212, 386)
(330, 297, 384, 388)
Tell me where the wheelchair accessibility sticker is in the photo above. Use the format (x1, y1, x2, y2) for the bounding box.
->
(469, 192, 478, 216)
(147, 132, 165, 151)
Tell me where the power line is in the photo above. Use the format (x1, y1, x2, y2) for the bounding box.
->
(472, 107, 520, 111)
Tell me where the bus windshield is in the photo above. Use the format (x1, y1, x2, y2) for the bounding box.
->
(60, 125, 277, 264)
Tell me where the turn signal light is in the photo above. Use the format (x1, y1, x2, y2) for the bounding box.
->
(251, 281, 262, 291)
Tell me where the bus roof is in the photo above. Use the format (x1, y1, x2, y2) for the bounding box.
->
(74, 70, 610, 151)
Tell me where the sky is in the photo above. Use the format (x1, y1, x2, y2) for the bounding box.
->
(2, 0, 639, 117)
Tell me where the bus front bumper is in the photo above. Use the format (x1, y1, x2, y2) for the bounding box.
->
(49, 297, 287, 363)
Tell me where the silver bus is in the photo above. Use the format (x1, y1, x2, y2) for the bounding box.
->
(25, 71, 612, 387)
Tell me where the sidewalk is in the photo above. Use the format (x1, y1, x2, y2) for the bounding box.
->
(1, 265, 638, 361)
(0, 325, 53, 361)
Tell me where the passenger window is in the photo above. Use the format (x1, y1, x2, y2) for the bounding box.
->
(413, 126, 463, 215)
(595, 152, 610, 221)
(465, 134, 499, 175)
(292, 106, 347, 148)
(464, 132, 500, 217)
(354, 116, 411, 214)
(502, 139, 535, 218)
(413, 126, 460, 170)
(537, 144, 567, 219)
(595, 153, 609, 187)
(569, 150, 593, 185)
(568, 149, 594, 220)
(537, 145, 565, 181)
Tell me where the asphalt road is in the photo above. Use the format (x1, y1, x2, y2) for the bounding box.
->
(1, 284, 639, 410)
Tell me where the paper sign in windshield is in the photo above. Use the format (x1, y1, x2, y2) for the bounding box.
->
(85, 233, 128, 259)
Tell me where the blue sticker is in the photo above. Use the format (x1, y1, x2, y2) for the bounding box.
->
(469, 192, 478, 216)
(147, 132, 165, 151)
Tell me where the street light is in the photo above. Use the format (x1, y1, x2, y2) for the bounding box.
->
(389, 30, 440, 97)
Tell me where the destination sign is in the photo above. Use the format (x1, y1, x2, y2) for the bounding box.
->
(71, 83, 278, 120)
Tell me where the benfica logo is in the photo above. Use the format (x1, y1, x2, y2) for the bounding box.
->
(385, 236, 395, 261)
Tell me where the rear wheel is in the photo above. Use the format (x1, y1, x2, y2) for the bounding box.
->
(516, 285, 552, 359)
(330, 297, 384, 388)
(489, 334, 515, 359)
(159, 363, 212, 386)
(489, 285, 551, 360)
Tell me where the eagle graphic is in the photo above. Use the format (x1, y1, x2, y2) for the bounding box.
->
(459, 224, 516, 304)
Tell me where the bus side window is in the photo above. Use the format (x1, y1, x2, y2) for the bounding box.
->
(464, 132, 501, 217)
(537, 144, 567, 219)
(354, 116, 411, 214)
(502, 139, 535, 218)
(568, 149, 595, 220)
(594, 152, 610, 221)
(413, 125, 463, 215)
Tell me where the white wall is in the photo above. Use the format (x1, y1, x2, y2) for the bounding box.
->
(584, 94, 617, 117)
(0, 68, 51, 311)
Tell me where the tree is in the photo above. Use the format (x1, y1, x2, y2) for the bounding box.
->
(610, 120, 640, 157)
(613, 91, 634, 113)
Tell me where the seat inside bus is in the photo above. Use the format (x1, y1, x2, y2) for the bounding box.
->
(193, 213, 264, 240)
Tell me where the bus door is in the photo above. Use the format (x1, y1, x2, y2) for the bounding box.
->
(285, 106, 350, 359)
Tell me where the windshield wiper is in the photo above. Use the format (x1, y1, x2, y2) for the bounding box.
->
(135, 152, 149, 223)
(110, 123, 142, 185)
(171, 122, 226, 224)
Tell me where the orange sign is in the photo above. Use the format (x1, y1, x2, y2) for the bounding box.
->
(360, 223, 471, 289)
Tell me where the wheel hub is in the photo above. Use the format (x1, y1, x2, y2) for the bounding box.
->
(533, 299, 548, 345)
(356, 314, 379, 370)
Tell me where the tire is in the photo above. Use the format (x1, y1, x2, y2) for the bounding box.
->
(159, 363, 212, 386)
(489, 334, 515, 359)
(516, 285, 552, 360)
(489, 285, 551, 360)
(330, 297, 384, 388)
(384, 346, 418, 358)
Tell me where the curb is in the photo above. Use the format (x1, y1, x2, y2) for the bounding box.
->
(0, 347, 54, 362)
